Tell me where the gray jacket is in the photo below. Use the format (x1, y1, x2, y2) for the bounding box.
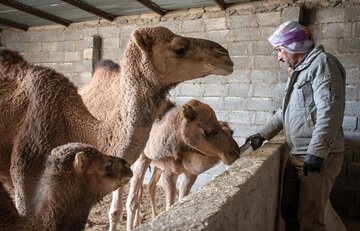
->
(259, 45, 346, 159)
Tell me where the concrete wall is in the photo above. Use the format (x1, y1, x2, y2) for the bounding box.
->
(1, 0, 359, 217)
(135, 140, 289, 231)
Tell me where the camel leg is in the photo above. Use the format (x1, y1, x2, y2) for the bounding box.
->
(12, 172, 39, 215)
(149, 167, 163, 219)
(108, 187, 124, 231)
(126, 154, 151, 231)
(133, 183, 143, 227)
(11, 148, 41, 216)
(163, 170, 178, 210)
(179, 173, 197, 200)
(12, 178, 27, 215)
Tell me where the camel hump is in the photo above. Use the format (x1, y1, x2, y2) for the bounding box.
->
(0, 48, 27, 79)
(0, 48, 26, 66)
(92, 59, 120, 76)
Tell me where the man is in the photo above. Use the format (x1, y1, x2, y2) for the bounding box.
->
(245, 21, 346, 230)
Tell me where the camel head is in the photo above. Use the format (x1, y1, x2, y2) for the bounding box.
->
(180, 100, 240, 165)
(45, 143, 133, 198)
(130, 26, 234, 87)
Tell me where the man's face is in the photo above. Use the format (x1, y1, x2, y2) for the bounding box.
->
(274, 46, 297, 67)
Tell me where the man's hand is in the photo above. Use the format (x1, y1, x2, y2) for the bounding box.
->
(245, 133, 265, 151)
(303, 154, 325, 176)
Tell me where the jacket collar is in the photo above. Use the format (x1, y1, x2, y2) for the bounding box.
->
(291, 45, 324, 72)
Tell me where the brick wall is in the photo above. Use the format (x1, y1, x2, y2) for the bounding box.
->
(1, 0, 359, 218)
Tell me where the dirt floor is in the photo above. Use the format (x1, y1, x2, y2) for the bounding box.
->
(85, 184, 168, 231)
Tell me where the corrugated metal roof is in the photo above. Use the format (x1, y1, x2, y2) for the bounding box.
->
(0, 0, 254, 31)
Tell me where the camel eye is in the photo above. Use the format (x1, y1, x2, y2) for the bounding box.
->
(175, 47, 186, 57)
(104, 162, 113, 176)
(170, 37, 187, 57)
(202, 129, 217, 138)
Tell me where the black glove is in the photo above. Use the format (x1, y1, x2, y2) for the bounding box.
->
(303, 154, 325, 176)
(246, 133, 265, 151)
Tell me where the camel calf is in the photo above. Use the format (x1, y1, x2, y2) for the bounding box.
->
(147, 121, 234, 219)
(126, 100, 240, 230)
(0, 143, 132, 231)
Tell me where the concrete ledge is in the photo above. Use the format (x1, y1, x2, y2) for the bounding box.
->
(135, 141, 289, 231)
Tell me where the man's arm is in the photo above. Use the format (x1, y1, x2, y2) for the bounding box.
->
(259, 108, 284, 141)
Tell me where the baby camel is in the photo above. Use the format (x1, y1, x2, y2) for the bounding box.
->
(126, 100, 240, 230)
(0, 142, 132, 231)
(146, 121, 234, 220)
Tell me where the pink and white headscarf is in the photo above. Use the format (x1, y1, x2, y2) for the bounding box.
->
(268, 21, 315, 54)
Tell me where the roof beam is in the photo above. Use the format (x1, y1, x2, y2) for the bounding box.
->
(214, 0, 227, 10)
(0, 17, 28, 31)
(136, 0, 166, 16)
(61, 0, 115, 21)
(0, 0, 71, 26)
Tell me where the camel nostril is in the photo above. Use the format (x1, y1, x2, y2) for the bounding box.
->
(232, 147, 240, 155)
(118, 158, 131, 169)
(216, 48, 229, 55)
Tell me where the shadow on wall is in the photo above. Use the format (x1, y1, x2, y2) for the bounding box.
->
(331, 134, 360, 221)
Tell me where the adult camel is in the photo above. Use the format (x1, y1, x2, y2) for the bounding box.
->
(0, 26, 234, 231)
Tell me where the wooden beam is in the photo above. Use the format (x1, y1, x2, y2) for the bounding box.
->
(214, 0, 227, 10)
(61, 0, 114, 21)
(136, 0, 166, 16)
(0, 0, 71, 26)
(0, 17, 28, 31)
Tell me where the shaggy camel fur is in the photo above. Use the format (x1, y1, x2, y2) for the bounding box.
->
(126, 100, 240, 230)
(0, 142, 132, 231)
(146, 121, 234, 220)
(1, 26, 233, 230)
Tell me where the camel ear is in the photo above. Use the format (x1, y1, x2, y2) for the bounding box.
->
(73, 151, 89, 173)
(132, 30, 152, 52)
(182, 104, 197, 122)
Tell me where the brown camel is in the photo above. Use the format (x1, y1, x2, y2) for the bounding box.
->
(146, 121, 235, 220)
(81, 60, 239, 230)
(126, 100, 240, 230)
(0, 26, 234, 230)
(0, 142, 132, 231)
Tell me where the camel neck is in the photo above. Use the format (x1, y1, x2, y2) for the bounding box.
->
(99, 45, 171, 164)
(144, 106, 186, 160)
